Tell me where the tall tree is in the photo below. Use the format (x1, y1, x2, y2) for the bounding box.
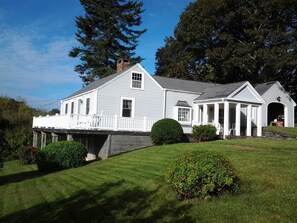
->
(156, 0, 297, 101)
(70, 0, 146, 85)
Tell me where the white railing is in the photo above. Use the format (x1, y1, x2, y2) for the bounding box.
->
(33, 114, 158, 132)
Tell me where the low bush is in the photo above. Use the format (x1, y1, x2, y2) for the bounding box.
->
(166, 151, 239, 200)
(150, 118, 183, 145)
(192, 125, 217, 142)
(18, 146, 39, 164)
(36, 141, 87, 172)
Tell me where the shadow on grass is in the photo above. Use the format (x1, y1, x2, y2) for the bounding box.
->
(1, 180, 194, 223)
(0, 170, 45, 186)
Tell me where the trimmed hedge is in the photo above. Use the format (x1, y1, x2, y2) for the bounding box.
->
(192, 124, 217, 142)
(166, 151, 239, 200)
(150, 118, 183, 145)
(37, 141, 87, 172)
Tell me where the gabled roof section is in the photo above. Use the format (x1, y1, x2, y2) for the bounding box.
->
(65, 64, 142, 99)
(66, 72, 121, 98)
(254, 81, 277, 95)
(152, 76, 219, 93)
(195, 81, 246, 100)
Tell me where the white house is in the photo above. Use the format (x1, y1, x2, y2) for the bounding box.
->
(32, 60, 296, 159)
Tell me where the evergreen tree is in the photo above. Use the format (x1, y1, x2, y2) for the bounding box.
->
(156, 0, 297, 101)
(70, 0, 146, 85)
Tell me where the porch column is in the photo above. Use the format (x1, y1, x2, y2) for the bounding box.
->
(198, 105, 202, 123)
(214, 103, 220, 135)
(257, 105, 262, 137)
(67, 134, 73, 141)
(203, 104, 208, 124)
(235, 103, 241, 136)
(41, 132, 47, 149)
(284, 106, 288, 127)
(246, 105, 252, 136)
(223, 101, 229, 137)
(52, 133, 58, 143)
(33, 131, 38, 147)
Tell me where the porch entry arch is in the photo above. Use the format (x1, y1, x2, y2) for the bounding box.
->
(267, 102, 286, 126)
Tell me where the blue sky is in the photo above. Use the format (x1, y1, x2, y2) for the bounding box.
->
(0, 0, 194, 110)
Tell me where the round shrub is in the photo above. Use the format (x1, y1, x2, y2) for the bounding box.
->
(150, 118, 183, 145)
(166, 151, 239, 200)
(192, 124, 217, 142)
(36, 141, 87, 172)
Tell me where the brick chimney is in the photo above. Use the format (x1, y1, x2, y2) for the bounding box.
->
(117, 59, 130, 73)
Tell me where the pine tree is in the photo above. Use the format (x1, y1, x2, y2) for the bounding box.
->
(70, 0, 146, 85)
(156, 0, 297, 101)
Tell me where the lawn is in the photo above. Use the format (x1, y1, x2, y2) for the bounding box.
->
(264, 126, 297, 138)
(1, 139, 297, 222)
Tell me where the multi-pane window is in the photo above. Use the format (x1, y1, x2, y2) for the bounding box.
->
(86, 98, 90, 115)
(122, 99, 132, 117)
(131, 72, 143, 89)
(178, 108, 191, 122)
(71, 102, 74, 114)
(65, 103, 68, 114)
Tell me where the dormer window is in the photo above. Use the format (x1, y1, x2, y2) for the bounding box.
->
(131, 72, 143, 89)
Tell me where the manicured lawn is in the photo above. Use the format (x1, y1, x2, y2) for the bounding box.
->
(1, 139, 297, 222)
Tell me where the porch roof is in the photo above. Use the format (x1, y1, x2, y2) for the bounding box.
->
(254, 81, 277, 95)
(195, 81, 246, 101)
(152, 76, 219, 93)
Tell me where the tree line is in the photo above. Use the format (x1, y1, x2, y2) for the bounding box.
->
(70, 0, 297, 103)
(0, 97, 46, 160)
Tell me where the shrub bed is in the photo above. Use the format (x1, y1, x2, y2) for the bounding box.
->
(150, 118, 183, 145)
(18, 146, 39, 164)
(192, 124, 217, 142)
(166, 151, 239, 200)
(37, 141, 87, 172)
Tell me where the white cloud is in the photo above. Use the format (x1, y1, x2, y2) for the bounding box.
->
(0, 21, 82, 105)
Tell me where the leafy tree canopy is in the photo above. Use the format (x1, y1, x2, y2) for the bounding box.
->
(155, 0, 297, 101)
(0, 97, 43, 160)
(70, 0, 146, 85)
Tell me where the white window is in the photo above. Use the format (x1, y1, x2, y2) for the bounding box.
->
(65, 103, 68, 114)
(131, 72, 143, 89)
(121, 97, 135, 117)
(86, 98, 90, 115)
(71, 102, 74, 114)
(178, 108, 191, 122)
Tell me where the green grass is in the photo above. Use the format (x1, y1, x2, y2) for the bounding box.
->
(1, 139, 297, 222)
(264, 126, 297, 138)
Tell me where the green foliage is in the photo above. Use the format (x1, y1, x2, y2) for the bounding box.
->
(155, 0, 297, 102)
(18, 146, 39, 165)
(36, 141, 87, 172)
(192, 125, 217, 142)
(0, 96, 42, 160)
(150, 118, 183, 145)
(166, 151, 239, 200)
(69, 0, 146, 85)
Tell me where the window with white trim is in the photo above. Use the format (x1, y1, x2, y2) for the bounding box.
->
(65, 103, 68, 114)
(178, 107, 191, 122)
(122, 99, 134, 117)
(71, 102, 74, 114)
(131, 72, 143, 89)
(86, 98, 90, 115)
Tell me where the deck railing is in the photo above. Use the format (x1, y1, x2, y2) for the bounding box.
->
(33, 114, 223, 134)
(33, 114, 158, 132)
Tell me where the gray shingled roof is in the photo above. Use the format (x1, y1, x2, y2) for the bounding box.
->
(195, 81, 247, 100)
(254, 81, 276, 96)
(66, 72, 122, 99)
(152, 75, 219, 93)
